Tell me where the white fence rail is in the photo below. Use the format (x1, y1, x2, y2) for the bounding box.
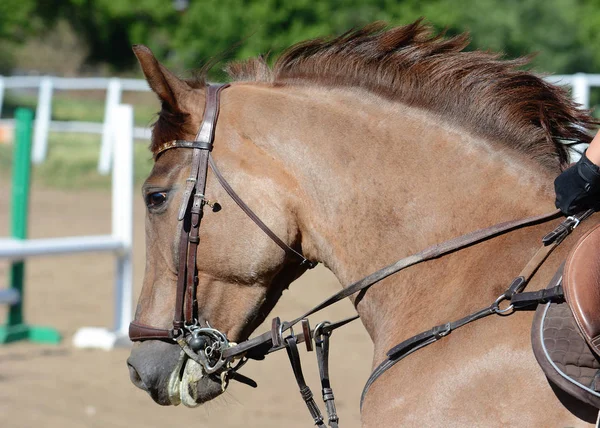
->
(0, 76, 152, 175)
(0, 73, 598, 174)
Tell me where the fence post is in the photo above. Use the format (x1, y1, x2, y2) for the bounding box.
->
(72, 103, 134, 349)
(572, 73, 590, 109)
(98, 78, 122, 175)
(0, 108, 61, 344)
(32, 77, 54, 164)
(111, 104, 133, 337)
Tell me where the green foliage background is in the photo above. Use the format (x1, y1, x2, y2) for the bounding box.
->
(1, 0, 598, 190)
(2, 0, 599, 76)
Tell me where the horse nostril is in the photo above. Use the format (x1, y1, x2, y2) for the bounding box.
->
(127, 360, 148, 391)
(127, 342, 184, 405)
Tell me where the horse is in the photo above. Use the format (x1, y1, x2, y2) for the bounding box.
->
(126, 20, 599, 426)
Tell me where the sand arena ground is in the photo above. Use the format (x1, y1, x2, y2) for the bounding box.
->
(0, 180, 372, 428)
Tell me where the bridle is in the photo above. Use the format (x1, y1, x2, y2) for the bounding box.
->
(129, 83, 315, 354)
(129, 83, 593, 427)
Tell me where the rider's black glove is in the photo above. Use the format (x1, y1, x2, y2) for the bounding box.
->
(554, 152, 600, 215)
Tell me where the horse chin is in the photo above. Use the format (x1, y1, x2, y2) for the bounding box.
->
(168, 355, 223, 407)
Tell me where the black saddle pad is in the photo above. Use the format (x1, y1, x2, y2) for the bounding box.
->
(532, 299, 600, 409)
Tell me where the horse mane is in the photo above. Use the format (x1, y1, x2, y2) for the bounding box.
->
(156, 20, 597, 169)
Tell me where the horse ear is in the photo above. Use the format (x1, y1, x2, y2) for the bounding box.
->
(132, 44, 190, 111)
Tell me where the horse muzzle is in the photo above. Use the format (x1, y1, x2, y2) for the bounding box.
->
(127, 340, 223, 407)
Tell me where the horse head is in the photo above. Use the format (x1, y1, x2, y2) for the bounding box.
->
(126, 45, 314, 406)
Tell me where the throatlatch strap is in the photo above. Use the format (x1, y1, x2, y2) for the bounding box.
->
(208, 155, 315, 267)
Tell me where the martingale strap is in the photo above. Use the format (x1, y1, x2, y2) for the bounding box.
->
(358, 211, 593, 408)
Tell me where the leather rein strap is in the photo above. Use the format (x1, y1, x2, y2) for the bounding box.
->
(221, 208, 563, 360)
(359, 209, 591, 407)
(129, 83, 314, 342)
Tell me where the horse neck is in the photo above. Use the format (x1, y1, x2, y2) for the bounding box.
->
(232, 84, 559, 355)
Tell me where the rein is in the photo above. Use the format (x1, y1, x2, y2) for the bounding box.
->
(128, 83, 591, 426)
(221, 208, 564, 360)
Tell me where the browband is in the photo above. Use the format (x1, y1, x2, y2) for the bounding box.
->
(155, 140, 214, 157)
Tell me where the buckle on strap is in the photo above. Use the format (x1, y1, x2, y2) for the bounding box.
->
(432, 322, 451, 339)
(300, 259, 318, 269)
(542, 209, 594, 246)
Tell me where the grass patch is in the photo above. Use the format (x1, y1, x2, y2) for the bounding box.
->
(0, 132, 154, 190)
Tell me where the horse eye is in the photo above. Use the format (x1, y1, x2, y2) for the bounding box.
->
(147, 192, 167, 208)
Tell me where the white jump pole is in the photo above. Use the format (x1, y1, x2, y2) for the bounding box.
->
(112, 104, 133, 338)
(32, 77, 53, 164)
(98, 78, 122, 175)
(73, 103, 133, 349)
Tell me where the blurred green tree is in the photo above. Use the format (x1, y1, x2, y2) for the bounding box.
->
(2, 0, 599, 75)
(0, 0, 35, 72)
(31, 0, 178, 70)
(148, 0, 600, 75)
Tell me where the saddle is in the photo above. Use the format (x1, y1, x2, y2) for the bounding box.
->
(564, 223, 600, 354)
(532, 223, 600, 410)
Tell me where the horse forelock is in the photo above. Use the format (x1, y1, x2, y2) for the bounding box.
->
(224, 19, 597, 170)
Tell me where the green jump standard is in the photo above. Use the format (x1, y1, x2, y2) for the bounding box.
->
(0, 108, 61, 344)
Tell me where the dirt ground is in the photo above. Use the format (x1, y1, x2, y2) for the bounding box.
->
(0, 180, 373, 428)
